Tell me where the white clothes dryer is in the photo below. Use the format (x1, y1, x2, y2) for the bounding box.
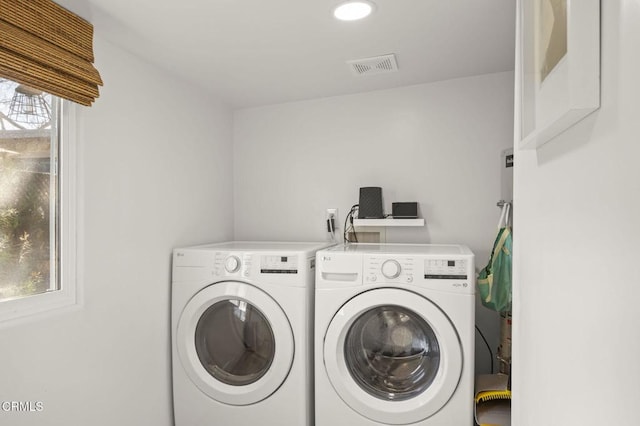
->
(172, 241, 331, 426)
(315, 243, 475, 426)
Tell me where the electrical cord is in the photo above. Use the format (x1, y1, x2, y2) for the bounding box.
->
(327, 215, 336, 242)
(475, 325, 494, 374)
(343, 204, 359, 243)
(343, 208, 352, 242)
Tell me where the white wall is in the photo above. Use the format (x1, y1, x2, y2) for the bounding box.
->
(513, 3, 640, 425)
(233, 72, 514, 374)
(0, 36, 233, 425)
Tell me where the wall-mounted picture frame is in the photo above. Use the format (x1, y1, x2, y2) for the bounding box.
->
(516, 0, 600, 150)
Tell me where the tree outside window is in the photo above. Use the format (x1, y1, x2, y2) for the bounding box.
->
(0, 78, 58, 302)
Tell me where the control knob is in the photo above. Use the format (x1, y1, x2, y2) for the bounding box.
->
(381, 259, 401, 279)
(224, 255, 241, 273)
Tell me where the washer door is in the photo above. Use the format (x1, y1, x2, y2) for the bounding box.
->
(177, 281, 294, 406)
(323, 288, 462, 425)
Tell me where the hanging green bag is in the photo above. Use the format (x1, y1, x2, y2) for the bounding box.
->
(478, 203, 512, 313)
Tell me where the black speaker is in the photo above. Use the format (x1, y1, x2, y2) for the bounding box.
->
(358, 187, 384, 219)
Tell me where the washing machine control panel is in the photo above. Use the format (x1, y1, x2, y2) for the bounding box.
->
(365, 256, 415, 284)
(362, 255, 473, 292)
(381, 259, 401, 279)
(424, 258, 469, 280)
(423, 258, 472, 292)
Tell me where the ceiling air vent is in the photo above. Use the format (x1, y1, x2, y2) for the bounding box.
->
(347, 54, 398, 76)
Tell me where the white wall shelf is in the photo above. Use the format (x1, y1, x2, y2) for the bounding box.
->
(353, 218, 425, 227)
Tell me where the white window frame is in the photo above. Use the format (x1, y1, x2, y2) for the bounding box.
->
(0, 100, 80, 325)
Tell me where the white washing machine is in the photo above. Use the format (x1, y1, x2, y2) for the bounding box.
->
(172, 241, 331, 426)
(315, 243, 475, 426)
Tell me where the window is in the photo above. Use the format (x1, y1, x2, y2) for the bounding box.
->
(0, 77, 77, 323)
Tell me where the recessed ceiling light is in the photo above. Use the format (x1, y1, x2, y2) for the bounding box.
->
(333, 1, 375, 21)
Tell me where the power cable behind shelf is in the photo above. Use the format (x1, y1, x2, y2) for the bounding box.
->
(343, 204, 359, 243)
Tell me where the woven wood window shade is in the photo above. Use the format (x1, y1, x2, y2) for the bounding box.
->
(0, 0, 102, 106)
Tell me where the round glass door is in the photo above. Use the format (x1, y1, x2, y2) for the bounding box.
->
(177, 281, 294, 406)
(323, 288, 462, 425)
(345, 305, 441, 401)
(195, 299, 275, 386)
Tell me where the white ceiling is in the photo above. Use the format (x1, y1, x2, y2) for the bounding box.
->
(58, 0, 516, 109)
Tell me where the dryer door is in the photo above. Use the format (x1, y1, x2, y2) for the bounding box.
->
(323, 288, 463, 424)
(177, 281, 294, 406)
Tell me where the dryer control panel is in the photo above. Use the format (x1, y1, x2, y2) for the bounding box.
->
(211, 251, 310, 287)
(259, 255, 299, 274)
